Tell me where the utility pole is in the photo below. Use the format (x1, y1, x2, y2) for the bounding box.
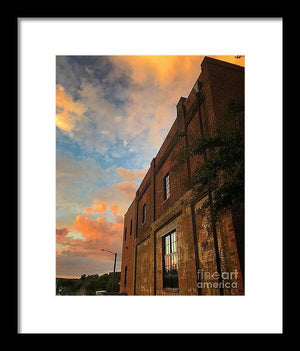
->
(112, 252, 117, 294)
(101, 249, 117, 294)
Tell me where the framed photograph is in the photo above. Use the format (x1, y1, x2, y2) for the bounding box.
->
(18, 17, 283, 334)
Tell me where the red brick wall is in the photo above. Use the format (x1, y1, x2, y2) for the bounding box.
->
(154, 148, 187, 220)
(216, 212, 244, 295)
(186, 110, 206, 178)
(119, 199, 136, 295)
(120, 57, 245, 295)
(155, 119, 178, 166)
(202, 57, 244, 134)
(137, 185, 153, 236)
(135, 236, 154, 295)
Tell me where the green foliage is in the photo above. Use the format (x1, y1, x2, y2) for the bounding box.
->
(56, 272, 121, 295)
(172, 100, 244, 218)
(56, 278, 81, 295)
(106, 272, 121, 293)
(84, 274, 109, 295)
(73, 279, 84, 292)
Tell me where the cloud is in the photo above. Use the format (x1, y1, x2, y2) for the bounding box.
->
(107, 56, 207, 150)
(91, 186, 130, 216)
(111, 55, 202, 87)
(56, 56, 205, 157)
(56, 56, 131, 154)
(85, 167, 146, 216)
(56, 211, 123, 272)
(73, 213, 123, 241)
(56, 227, 69, 237)
(113, 167, 147, 201)
(116, 167, 146, 182)
(57, 55, 245, 154)
(56, 205, 124, 276)
(85, 202, 107, 214)
(56, 84, 87, 132)
(114, 181, 137, 201)
(56, 227, 70, 244)
(56, 154, 111, 212)
(110, 204, 118, 216)
(111, 55, 245, 149)
(56, 256, 120, 277)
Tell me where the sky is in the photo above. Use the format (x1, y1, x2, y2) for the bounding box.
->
(56, 55, 245, 278)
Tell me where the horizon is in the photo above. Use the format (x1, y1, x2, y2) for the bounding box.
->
(56, 272, 121, 280)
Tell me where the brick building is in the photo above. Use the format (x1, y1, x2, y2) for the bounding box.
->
(120, 57, 244, 295)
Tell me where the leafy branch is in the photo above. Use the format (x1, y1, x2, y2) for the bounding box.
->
(171, 100, 244, 219)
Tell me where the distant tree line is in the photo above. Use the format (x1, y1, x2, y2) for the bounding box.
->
(56, 272, 122, 295)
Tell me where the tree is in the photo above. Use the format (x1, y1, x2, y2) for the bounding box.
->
(172, 100, 245, 280)
(84, 277, 99, 295)
(73, 279, 83, 293)
(106, 272, 121, 293)
(94, 274, 109, 291)
(172, 100, 244, 219)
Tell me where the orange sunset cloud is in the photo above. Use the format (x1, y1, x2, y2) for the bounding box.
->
(110, 204, 119, 216)
(116, 167, 147, 182)
(114, 181, 137, 201)
(56, 209, 124, 261)
(112, 55, 204, 87)
(85, 202, 107, 214)
(73, 213, 123, 241)
(56, 84, 87, 132)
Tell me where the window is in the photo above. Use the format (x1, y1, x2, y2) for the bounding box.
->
(162, 231, 178, 289)
(164, 173, 170, 200)
(124, 266, 128, 286)
(124, 227, 127, 241)
(130, 219, 133, 235)
(142, 203, 146, 224)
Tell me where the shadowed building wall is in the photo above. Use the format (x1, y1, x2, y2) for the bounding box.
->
(120, 57, 244, 295)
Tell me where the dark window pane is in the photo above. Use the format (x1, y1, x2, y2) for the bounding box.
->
(172, 274, 178, 288)
(124, 266, 127, 286)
